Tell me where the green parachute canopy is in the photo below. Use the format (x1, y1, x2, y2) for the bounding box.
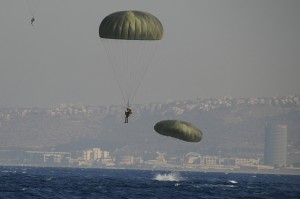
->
(154, 120, 203, 142)
(99, 11, 163, 107)
(99, 10, 163, 40)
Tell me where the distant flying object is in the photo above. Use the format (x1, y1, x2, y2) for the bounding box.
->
(31, 17, 35, 26)
(154, 120, 203, 142)
(25, 0, 40, 25)
(99, 10, 163, 108)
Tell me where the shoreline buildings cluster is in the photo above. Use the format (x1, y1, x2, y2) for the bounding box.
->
(0, 95, 299, 174)
(1, 127, 299, 175)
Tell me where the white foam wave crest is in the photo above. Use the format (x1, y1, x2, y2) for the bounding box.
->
(228, 180, 238, 184)
(154, 172, 181, 182)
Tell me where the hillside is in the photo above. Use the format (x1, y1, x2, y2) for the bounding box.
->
(0, 96, 299, 161)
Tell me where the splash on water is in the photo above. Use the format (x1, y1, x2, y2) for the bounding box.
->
(228, 180, 238, 184)
(154, 172, 181, 182)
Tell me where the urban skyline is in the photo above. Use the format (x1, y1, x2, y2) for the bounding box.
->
(0, 95, 299, 175)
(1, 144, 299, 175)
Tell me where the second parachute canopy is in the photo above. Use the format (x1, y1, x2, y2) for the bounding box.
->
(154, 120, 203, 142)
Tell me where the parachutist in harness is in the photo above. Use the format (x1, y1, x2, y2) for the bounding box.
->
(31, 18, 35, 26)
(124, 108, 132, 123)
(100, 11, 163, 122)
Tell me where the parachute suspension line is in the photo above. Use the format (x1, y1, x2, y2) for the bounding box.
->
(112, 40, 128, 105)
(125, 40, 138, 107)
(128, 41, 143, 104)
(25, 0, 40, 18)
(102, 39, 160, 108)
(117, 40, 160, 107)
(121, 40, 131, 106)
(102, 39, 127, 105)
(123, 40, 146, 107)
(130, 41, 160, 105)
(127, 100, 130, 109)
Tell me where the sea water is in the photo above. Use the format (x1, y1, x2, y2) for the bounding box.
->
(1, 166, 299, 199)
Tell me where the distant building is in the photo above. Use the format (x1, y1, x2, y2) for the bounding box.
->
(82, 148, 109, 161)
(25, 151, 71, 165)
(82, 149, 93, 161)
(264, 123, 287, 167)
(223, 158, 259, 167)
(117, 156, 135, 166)
(199, 156, 220, 167)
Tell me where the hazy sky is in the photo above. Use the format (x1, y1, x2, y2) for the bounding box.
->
(0, 0, 299, 108)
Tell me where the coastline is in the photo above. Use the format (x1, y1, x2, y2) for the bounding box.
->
(1, 163, 300, 176)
